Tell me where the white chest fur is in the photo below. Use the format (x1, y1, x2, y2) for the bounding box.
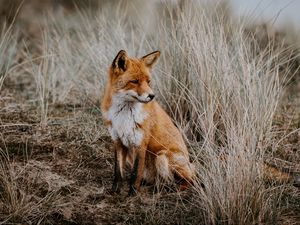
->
(106, 95, 148, 147)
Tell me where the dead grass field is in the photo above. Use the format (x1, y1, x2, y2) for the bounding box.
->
(0, 1, 300, 224)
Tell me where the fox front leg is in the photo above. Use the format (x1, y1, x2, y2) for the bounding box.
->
(128, 145, 146, 196)
(112, 141, 127, 193)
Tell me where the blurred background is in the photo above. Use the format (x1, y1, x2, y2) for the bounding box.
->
(232, 0, 300, 27)
(1, 0, 300, 33)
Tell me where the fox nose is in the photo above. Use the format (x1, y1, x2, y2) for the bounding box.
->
(148, 94, 155, 101)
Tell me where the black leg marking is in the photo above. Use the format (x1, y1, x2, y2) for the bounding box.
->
(112, 150, 122, 194)
(128, 156, 139, 196)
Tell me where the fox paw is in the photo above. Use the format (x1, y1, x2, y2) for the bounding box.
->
(111, 182, 121, 194)
(128, 186, 138, 196)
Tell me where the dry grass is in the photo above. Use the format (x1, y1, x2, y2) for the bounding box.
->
(0, 23, 17, 91)
(0, 147, 60, 224)
(0, 0, 299, 224)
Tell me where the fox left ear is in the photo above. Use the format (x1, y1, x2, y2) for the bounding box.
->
(141, 51, 160, 69)
(112, 50, 128, 73)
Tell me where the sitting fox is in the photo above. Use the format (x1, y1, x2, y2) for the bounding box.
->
(101, 50, 195, 195)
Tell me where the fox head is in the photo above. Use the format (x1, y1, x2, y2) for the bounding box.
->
(108, 50, 160, 103)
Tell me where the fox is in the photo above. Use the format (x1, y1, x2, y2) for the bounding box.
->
(101, 50, 195, 195)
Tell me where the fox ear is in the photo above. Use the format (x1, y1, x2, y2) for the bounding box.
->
(141, 51, 160, 68)
(112, 50, 128, 72)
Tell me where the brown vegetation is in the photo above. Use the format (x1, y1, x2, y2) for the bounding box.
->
(0, 1, 299, 224)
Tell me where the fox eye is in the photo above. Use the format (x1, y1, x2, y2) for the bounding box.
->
(147, 80, 151, 84)
(130, 80, 139, 84)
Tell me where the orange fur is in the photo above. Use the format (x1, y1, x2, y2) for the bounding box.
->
(101, 50, 194, 195)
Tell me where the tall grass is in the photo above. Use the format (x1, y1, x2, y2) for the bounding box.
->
(26, 1, 295, 224)
(156, 2, 289, 224)
(29, 0, 158, 107)
(0, 23, 17, 91)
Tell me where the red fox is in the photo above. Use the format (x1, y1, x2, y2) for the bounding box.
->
(101, 50, 195, 195)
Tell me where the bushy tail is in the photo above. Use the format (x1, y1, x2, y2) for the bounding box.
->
(155, 150, 173, 183)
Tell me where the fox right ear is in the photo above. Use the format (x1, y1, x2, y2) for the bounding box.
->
(141, 51, 160, 69)
(112, 50, 128, 73)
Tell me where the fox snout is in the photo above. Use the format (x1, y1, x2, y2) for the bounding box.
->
(135, 81, 155, 103)
(148, 94, 155, 100)
(134, 92, 155, 103)
(141, 93, 155, 103)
